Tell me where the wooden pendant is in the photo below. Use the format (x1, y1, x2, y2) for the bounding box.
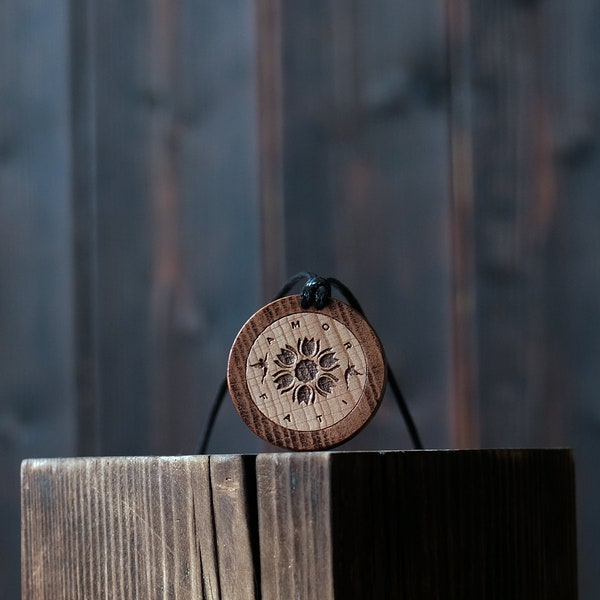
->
(227, 295, 386, 450)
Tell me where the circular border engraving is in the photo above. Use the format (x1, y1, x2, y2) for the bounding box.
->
(227, 295, 386, 450)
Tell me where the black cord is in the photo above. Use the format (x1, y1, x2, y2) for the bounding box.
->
(197, 272, 424, 453)
(198, 378, 228, 454)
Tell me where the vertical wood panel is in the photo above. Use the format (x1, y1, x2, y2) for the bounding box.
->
(448, 1, 600, 595)
(446, 0, 577, 445)
(468, 2, 564, 446)
(256, 0, 286, 298)
(446, 0, 479, 448)
(92, 0, 154, 454)
(0, 1, 75, 597)
(257, 453, 335, 600)
(271, 0, 453, 449)
(22, 458, 209, 599)
(549, 2, 600, 596)
(210, 455, 259, 599)
(168, 0, 263, 454)
(70, 0, 100, 456)
(82, 1, 263, 455)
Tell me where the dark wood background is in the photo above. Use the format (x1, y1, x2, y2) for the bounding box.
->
(2, 1, 598, 597)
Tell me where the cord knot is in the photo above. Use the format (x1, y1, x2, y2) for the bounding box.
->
(300, 274, 332, 310)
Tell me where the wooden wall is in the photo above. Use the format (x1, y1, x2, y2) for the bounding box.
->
(2, 1, 599, 597)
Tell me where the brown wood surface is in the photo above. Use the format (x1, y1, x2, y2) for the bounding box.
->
(21, 456, 261, 600)
(446, 0, 479, 448)
(449, 0, 566, 448)
(22, 451, 577, 599)
(256, 0, 286, 298)
(258, 449, 577, 599)
(22, 457, 204, 599)
(209, 455, 258, 600)
(257, 453, 335, 600)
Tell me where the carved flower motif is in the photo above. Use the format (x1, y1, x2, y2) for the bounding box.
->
(272, 337, 340, 405)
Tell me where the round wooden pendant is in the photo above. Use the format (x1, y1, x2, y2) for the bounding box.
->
(227, 295, 386, 450)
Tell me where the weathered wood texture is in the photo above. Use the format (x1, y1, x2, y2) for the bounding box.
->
(258, 450, 577, 599)
(21, 455, 259, 600)
(22, 450, 577, 599)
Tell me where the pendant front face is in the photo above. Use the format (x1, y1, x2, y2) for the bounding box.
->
(227, 295, 386, 450)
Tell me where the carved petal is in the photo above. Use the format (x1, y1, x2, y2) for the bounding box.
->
(294, 384, 315, 405)
(300, 337, 319, 357)
(319, 350, 338, 370)
(276, 346, 297, 366)
(317, 374, 337, 396)
(273, 372, 294, 391)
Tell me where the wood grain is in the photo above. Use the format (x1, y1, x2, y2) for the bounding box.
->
(22, 458, 202, 599)
(210, 455, 258, 600)
(257, 449, 578, 599)
(447, 0, 568, 448)
(22, 450, 577, 599)
(257, 453, 335, 600)
(21, 456, 260, 599)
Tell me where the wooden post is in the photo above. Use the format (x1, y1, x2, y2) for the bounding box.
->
(22, 450, 577, 599)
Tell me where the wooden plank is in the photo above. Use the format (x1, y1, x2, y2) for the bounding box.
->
(448, 0, 568, 447)
(446, 0, 480, 448)
(91, 1, 154, 454)
(542, 2, 600, 598)
(69, 0, 101, 456)
(22, 450, 577, 599)
(155, 0, 263, 455)
(447, 0, 600, 595)
(271, 0, 453, 449)
(210, 455, 259, 599)
(160, 0, 263, 454)
(0, 1, 74, 597)
(77, 1, 263, 455)
(257, 453, 335, 600)
(22, 457, 207, 599)
(21, 456, 262, 600)
(256, 450, 577, 599)
(256, 0, 286, 298)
